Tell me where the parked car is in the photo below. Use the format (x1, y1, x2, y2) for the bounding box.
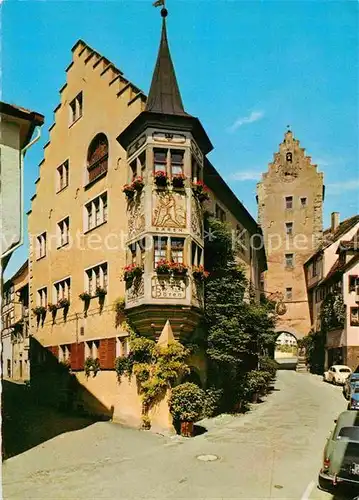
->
(323, 365, 352, 385)
(348, 383, 359, 411)
(343, 373, 359, 400)
(319, 410, 359, 492)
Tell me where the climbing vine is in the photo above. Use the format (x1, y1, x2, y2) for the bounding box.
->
(320, 292, 345, 332)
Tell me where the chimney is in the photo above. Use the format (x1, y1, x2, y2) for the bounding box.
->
(331, 212, 340, 232)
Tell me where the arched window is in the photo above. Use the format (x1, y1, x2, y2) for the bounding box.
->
(87, 133, 109, 183)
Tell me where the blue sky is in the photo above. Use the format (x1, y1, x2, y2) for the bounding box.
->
(2, 0, 358, 278)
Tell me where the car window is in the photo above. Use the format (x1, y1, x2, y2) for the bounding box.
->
(340, 368, 351, 373)
(337, 427, 359, 442)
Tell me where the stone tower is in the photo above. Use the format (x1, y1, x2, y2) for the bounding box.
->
(257, 130, 324, 339)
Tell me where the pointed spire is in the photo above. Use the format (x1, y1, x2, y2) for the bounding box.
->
(157, 320, 176, 346)
(146, 8, 187, 116)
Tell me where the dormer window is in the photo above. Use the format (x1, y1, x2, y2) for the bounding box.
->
(286, 152, 292, 162)
(87, 133, 109, 183)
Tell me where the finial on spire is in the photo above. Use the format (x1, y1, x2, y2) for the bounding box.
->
(161, 7, 168, 17)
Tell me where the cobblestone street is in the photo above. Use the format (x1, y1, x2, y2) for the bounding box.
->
(3, 371, 351, 499)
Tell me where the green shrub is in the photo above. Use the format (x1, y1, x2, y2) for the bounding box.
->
(259, 356, 278, 378)
(202, 387, 223, 418)
(115, 356, 134, 380)
(169, 382, 205, 422)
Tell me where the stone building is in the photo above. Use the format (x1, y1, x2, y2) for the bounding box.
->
(257, 130, 324, 340)
(1, 261, 30, 381)
(29, 9, 266, 431)
(305, 214, 359, 369)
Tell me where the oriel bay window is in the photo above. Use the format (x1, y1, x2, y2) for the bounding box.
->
(171, 238, 184, 263)
(191, 242, 203, 266)
(154, 236, 168, 266)
(153, 236, 186, 268)
(85, 262, 108, 296)
(170, 150, 184, 176)
(153, 148, 185, 178)
(154, 149, 167, 173)
(129, 151, 146, 182)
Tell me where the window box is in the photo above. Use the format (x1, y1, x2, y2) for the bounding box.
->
(192, 181, 210, 202)
(58, 298, 70, 309)
(79, 292, 91, 302)
(172, 174, 186, 189)
(154, 171, 168, 188)
(95, 286, 107, 298)
(192, 265, 209, 281)
(123, 264, 144, 283)
(171, 262, 188, 276)
(132, 176, 144, 192)
(155, 259, 172, 275)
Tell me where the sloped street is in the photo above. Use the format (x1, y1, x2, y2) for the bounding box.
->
(3, 371, 351, 499)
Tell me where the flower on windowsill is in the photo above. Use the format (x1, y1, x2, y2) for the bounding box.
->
(32, 306, 47, 316)
(192, 180, 210, 202)
(123, 264, 144, 282)
(123, 183, 135, 199)
(170, 262, 188, 276)
(192, 265, 209, 281)
(132, 176, 144, 192)
(154, 170, 168, 187)
(172, 173, 186, 189)
(79, 292, 91, 302)
(95, 286, 107, 297)
(155, 259, 172, 275)
(57, 298, 70, 309)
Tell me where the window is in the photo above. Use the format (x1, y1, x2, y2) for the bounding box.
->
(191, 242, 203, 266)
(315, 288, 325, 303)
(37, 287, 47, 307)
(57, 217, 70, 248)
(69, 92, 83, 124)
(7, 359, 11, 378)
(59, 345, 71, 363)
(154, 236, 168, 266)
(351, 308, 359, 327)
(54, 278, 71, 303)
(57, 160, 69, 192)
(171, 238, 184, 264)
(116, 337, 129, 357)
(191, 157, 201, 182)
(130, 159, 137, 180)
(85, 263, 108, 296)
(312, 259, 318, 277)
(286, 152, 292, 162)
(85, 192, 107, 231)
(87, 133, 108, 183)
(285, 196, 293, 210)
(285, 222, 293, 236)
(349, 276, 359, 293)
(215, 204, 226, 222)
(300, 197, 307, 207)
(170, 150, 184, 177)
(236, 224, 247, 254)
(285, 287, 293, 300)
(285, 253, 294, 268)
(129, 242, 137, 265)
(36, 232, 46, 259)
(85, 340, 99, 360)
(154, 148, 167, 173)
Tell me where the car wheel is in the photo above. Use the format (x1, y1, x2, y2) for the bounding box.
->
(318, 475, 332, 493)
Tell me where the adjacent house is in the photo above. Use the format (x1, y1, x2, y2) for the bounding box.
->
(305, 213, 359, 369)
(1, 261, 30, 381)
(28, 12, 266, 431)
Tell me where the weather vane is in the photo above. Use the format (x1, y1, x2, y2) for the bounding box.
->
(153, 0, 167, 16)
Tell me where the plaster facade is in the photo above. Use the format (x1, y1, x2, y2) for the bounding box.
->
(257, 130, 324, 339)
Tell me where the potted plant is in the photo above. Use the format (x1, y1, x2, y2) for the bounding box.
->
(132, 176, 144, 192)
(57, 298, 70, 309)
(154, 170, 168, 188)
(84, 356, 100, 377)
(247, 370, 267, 403)
(79, 292, 91, 302)
(170, 262, 188, 277)
(169, 382, 205, 437)
(122, 183, 135, 200)
(141, 414, 151, 430)
(192, 265, 209, 281)
(32, 306, 47, 317)
(123, 264, 143, 283)
(48, 303, 58, 313)
(95, 286, 107, 298)
(192, 180, 210, 203)
(172, 173, 186, 189)
(155, 259, 171, 275)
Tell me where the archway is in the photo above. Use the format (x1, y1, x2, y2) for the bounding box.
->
(274, 331, 298, 370)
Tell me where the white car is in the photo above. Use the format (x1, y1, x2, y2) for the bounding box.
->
(323, 365, 352, 385)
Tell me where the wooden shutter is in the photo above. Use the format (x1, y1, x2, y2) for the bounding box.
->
(70, 342, 84, 371)
(98, 338, 116, 370)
